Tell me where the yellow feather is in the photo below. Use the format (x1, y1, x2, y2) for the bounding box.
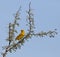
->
(15, 30, 25, 40)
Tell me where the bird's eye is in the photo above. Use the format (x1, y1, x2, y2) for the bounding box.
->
(21, 30, 23, 32)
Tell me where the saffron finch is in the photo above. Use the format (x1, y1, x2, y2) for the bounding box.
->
(15, 30, 25, 40)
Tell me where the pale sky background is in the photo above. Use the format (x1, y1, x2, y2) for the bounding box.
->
(0, 0, 60, 57)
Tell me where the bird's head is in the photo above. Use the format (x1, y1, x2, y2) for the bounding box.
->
(21, 30, 24, 32)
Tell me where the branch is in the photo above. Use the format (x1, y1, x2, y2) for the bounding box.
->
(2, 2, 35, 57)
(6, 6, 21, 45)
(30, 29, 57, 37)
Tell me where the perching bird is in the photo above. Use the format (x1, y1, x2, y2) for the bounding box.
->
(15, 30, 25, 40)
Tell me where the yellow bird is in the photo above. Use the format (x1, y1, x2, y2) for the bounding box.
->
(15, 30, 25, 40)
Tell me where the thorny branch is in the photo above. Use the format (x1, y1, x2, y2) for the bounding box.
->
(2, 2, 57, 57)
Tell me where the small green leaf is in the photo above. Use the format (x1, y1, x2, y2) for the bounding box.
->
(16, 23, 19, 26)
(9, 49, 12, 53)
(14, 30, 18, 33)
